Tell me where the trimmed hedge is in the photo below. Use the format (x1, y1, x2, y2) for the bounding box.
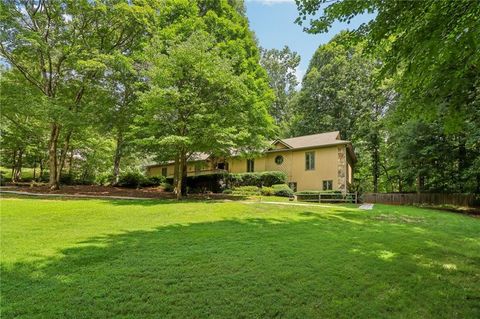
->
(272, 184, 294, 197)
(295, 190, 342, 195)
(232, 186, 261, 196)
(227, 171, 287, 188)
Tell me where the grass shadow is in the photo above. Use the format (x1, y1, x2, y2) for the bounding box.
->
(2, 211, 479, 318)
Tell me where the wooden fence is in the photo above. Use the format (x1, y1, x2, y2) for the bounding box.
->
(362, 193, 479, 208)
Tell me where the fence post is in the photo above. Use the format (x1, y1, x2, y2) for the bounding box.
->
(355, 192, 358, 204)
(319, 193, 321, 203)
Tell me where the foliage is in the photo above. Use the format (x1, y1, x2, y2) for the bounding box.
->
(272, 184, 294, 197)
(137, 1, 275, 199)
(260, 46, 300, 135)
(0, 0, 156, 189)
(295, 190, 342, 195)
(117, 171, 147, 189)
(231, 186, 261, 195)
(227, 171, 287, 188)
(260, 187, 275, 196)
(161, 182, 174, 192)
(295, 0, 480, 193)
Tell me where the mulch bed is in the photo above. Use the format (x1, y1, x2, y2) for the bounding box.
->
(2, 184, 240, 200)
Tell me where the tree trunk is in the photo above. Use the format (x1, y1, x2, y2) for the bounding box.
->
(57, 130, 72, 183)
(11, 149, 17, 183)
(14, 148, 24, 182)
(48, 122, 61, 190)
(173, 154, 180, 195)
(39, 159, 44, 181)
(458, 137, 467, 192)
(112, 132, 124, 185)
(371, 143, 380, 193)
(68, 151, 74, 175)
(175, 152, 187, 200)
(181, 158, 188, 196)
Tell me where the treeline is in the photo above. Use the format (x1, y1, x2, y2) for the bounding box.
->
(1, 0, 276, 199)
(260, 0, 479, 194)
(1, 0, 478, 196)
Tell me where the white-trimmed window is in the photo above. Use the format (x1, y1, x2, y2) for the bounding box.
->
(305, 151, 315, 170)
(323, 180, 333, 190)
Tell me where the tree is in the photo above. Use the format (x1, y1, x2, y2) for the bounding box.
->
(260, 46, 300, 135)
(290, 33, 394, 192)
(295, 0, 480, 193)
(0, 69, 48, 182)
(139, 32, 274, 199)
(0, 0, 154, 189)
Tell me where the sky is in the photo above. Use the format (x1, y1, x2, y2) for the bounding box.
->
(245, 0, 375, 83)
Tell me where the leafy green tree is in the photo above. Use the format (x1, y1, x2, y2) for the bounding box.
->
(295, 0, 480, 193)
(260, 46, 300, 135)
(0, 70, 48, 182)
(0, 0, 154, 189)
(139, 32, 274, 199)
(291, 33, 393, 192)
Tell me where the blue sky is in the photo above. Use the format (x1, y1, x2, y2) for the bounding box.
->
(245, 0, 375, 82)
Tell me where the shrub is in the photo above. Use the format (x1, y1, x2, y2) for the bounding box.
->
(117, 171, 146, 188)
(272, 184, 294, 197)
(96, 173, 114, 186)
(232, 186, 261, 195)
(141, 176, 166, 187)
(260, 171, 287, 187)
(222, 188, 233, 194)
(161, 182, 174, 192)
(295, 190, 342, 195)
(59, 173, 76, 185)
(260, 187, 275, 196)
(226, 171, 287, 187)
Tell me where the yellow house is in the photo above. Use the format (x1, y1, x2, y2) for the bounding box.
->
(146, 131, 356, 192)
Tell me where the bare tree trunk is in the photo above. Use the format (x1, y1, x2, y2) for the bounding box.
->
(112, 132, 124, 185)
(48, 122, 61, 190)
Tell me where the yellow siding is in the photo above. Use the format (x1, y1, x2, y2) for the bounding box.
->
(147, 145, 348, 192)
(226, 146, 342, 191)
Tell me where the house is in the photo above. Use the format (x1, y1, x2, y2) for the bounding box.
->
(146, 131, 356, 192)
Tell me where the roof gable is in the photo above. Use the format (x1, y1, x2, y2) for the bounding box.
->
(270, 139, 292, 150)
(271, 131, 348, 151)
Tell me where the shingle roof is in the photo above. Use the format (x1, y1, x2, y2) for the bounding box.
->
(272, 131, 348, 150)
(146, 131, 354, 167)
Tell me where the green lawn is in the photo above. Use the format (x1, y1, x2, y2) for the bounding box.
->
(1, 197, 479, 318)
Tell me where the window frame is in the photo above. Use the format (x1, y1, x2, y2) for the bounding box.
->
(161, 167, 167, 177)
(305, 151, 315, 171)
(323, 180, 333, 191)
(246, 159, 255, 172)
(275, 155, 284, 165)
